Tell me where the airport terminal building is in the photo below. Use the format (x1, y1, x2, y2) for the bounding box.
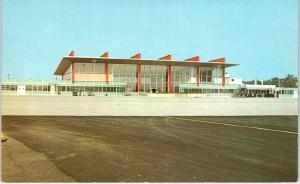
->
(1, 51, 297, 98)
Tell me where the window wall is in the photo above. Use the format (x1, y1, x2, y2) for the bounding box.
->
(171, 66, 195, 93)
(212, 66, 224, 85)
(140, 65, 167, 94)
(199, 67, 213, 83)
(63, 65, 72, 81)
(111, 64, 137, 93)
(63, 62, 221, 94)
(57, 85, 125, 96)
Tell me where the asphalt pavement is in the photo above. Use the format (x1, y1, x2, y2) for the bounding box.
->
(1, 116, 298, 182)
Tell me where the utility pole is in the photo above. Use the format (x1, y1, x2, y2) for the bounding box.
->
(28, 58, 32, 80)
(278, 70, 281, 87)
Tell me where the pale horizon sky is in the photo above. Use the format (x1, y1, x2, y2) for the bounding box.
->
(2, 0, 298, 81)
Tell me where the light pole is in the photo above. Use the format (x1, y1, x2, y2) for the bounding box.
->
(27, 58, 32, 80)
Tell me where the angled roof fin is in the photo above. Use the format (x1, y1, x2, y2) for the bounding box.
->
(184, 56, 200, 62)
(208, 58, 225, 63)
(131, 53, 141, 59)
(159, 55, 172, 60)
(69, 50, 75, 56)
(101, 52, 109, 58)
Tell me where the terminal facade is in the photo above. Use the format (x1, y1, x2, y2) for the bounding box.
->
(54, 51, 240, 95)
(1, 51, 297, 98)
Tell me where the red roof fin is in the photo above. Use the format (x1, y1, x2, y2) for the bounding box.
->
(159, 55, 172, 60)
(101, 52, 109, 58)
(69, 50, 75, 56)
(131, 53, 141, 59)
(208, 58, 225, 63)
(184, 56, 200, 62)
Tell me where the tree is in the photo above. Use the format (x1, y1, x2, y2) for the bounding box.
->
(243, 74, 298, 87)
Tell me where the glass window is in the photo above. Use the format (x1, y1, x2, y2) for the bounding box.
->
(26, 85, 32, 91)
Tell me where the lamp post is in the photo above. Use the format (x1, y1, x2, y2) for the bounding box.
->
(27, 58, 32, 80)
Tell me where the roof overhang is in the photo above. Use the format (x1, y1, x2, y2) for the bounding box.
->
(54, 56, 239, 75)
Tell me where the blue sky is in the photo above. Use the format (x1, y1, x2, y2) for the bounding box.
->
(2, 0, 298, 80)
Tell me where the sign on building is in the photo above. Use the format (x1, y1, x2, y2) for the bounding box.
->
(17, 85, 26, 95)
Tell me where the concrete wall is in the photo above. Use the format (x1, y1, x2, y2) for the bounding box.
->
(75, 73, 109, 81)
(73, 63, 113, 82)
(2, 95, 298, 116)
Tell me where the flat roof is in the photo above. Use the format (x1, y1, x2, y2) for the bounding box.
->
(54, 56, 239, 75)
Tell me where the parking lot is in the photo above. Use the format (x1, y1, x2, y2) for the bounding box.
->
(2, 116, 298, 182)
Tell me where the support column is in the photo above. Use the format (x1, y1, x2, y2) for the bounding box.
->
(137, 64, 141, 95)
(105, 63, 109, 84)
(167, 65, 172, 93)
(196, 66, 199, 87)
(222, 67, 225, 87)
(71, 62, 74, 83)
